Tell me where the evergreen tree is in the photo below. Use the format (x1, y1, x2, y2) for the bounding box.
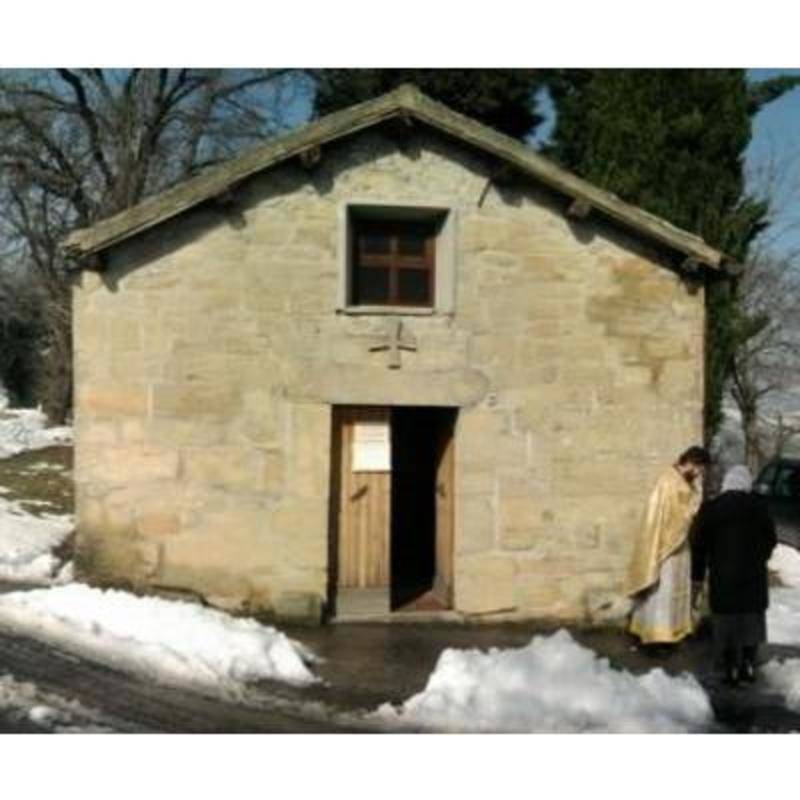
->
(546, 69, 800, 440)
(312, 69, 546, 140)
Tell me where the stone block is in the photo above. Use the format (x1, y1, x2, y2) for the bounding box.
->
(153, 383, 240, 418)
(182, 446, 261, 492)
(137, 512, 181, 538)
(288, 404, 331, 499)
(272, 591, 324, 626)
(119, 418, 147, 445)
(456, 495, 495, 554)
(79, 384, 148, 417)
(262, 450, 286, 494)
(271, 502, 327, 568)
(513, 577, 569, 615)
(456, 554, 516, 614)
(150, 417, 228, 448)
(499, 494, 540, 551)
(101, 446, 180, 484)
(110, 318, 143, 351)
(79, 421, 118, 446)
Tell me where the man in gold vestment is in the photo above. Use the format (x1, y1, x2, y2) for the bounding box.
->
(626, 446, 710, 645)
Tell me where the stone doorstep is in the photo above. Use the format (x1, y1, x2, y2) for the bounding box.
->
(332, 610, 465, 625)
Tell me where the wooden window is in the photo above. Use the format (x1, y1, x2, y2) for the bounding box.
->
(351, 220, 436, 307)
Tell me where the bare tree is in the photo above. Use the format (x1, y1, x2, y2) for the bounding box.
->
(727, 248, 800, 472)
(0, 68, 312, 422)
(768, 412, 800, 459)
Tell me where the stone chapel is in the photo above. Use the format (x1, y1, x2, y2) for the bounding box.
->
(64, 85, 731, 624)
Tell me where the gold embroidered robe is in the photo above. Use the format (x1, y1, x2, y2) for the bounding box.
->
(625, 466, 702, 644)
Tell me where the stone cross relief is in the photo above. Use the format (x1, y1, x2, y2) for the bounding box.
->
(369, 318, 418, 369)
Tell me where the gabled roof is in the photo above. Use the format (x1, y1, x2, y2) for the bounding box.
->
(64, 84, 726, 271)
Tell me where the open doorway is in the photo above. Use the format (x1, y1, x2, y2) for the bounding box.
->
(329, 405, 456, 617)
(391, 407, 455, 611)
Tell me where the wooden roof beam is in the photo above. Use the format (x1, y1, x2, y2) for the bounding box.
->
(567, 198, 592, 220)
(298, 144, 322, 170)
(681, 256, 702, 274)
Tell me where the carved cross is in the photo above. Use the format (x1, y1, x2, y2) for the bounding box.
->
(369, 318, 418, 369)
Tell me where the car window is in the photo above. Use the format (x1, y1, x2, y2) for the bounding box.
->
(774, 466, 800, 498)
(754, 464, 777, 495)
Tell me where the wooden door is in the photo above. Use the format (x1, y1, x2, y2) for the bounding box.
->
(433, 414, 455, 606)
(334, 407, 391, 590)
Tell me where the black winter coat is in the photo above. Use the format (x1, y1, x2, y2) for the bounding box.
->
(690, 491, 777, 614)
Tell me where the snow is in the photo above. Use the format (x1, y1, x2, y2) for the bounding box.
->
(0, 494, 73, 583)
(766, 544, 800, 646)
(0, 406, 74, 582)
(761, 545, 800, 710)
(761, 660, 800, 712)
(0, 673, 114, 732)
(375, 629, 713, 733)
(0, 408, 72, 459)
(0, 584, 318, 695)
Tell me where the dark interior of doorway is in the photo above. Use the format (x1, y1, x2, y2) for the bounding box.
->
(391, 406, 455, 612)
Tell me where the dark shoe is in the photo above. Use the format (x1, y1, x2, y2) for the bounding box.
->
(740, 660, 756, 684)
(639, 643, 675, 658)
(722, 663, 740, 687)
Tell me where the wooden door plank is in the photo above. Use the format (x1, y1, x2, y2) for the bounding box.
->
(337, 406, 391, 589)
(434, 414, 455, 606)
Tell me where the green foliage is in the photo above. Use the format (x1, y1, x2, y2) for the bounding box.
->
(747, 75, 800, 113)
(546, 69, 796, 441)
(313, 69, 546, 139)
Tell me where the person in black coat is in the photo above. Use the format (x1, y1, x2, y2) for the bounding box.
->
(691, 465, 777, 686)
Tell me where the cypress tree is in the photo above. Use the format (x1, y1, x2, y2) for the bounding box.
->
(546, 69, 799, 440)
(312, 69, 546, 140)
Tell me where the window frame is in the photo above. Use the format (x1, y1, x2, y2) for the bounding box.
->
(350, 218, 437, 308)
(337, 202, 456, 316)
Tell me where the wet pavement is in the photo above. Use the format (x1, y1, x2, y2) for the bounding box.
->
(276, 619, 800, 733)
(3, 610, 800, 733)
(0, 623, 368, 733)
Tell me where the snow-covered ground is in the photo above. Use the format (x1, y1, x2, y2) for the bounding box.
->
(0, 584, 319, 697)
(0, 672, 116, 733)
(0, 493, 73, 583)
(374, 629, 713, 733)
(0, 407, 74, 582)
(0, 408, 71, 459)
(762, 544, 800, 710)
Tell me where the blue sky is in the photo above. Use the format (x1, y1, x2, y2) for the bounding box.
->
(746, 69, 800, 257)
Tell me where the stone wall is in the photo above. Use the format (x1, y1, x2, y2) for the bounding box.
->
(72, 127, 704, 621)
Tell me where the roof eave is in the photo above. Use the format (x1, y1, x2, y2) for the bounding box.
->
(63, 83, 726, 272)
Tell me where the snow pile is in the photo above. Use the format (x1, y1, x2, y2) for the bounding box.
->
(0, 584, 318, 694)
(0, 408, 72, 459)
(0, 494, 73, 583)
(767, 544, 800, 645)
(761, 660, 800, 712)
(375, 629, 713, 733)
(762, 545, 800, 709)
(770, 543, 800, 589)
(0, 673, 114, 733)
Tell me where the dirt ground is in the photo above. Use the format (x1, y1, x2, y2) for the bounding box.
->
(0, 445, 73, 516)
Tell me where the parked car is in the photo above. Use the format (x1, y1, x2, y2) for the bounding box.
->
(753, 457, 800, 548)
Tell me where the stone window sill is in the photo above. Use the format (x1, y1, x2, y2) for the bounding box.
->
(337, 306, 438, 316)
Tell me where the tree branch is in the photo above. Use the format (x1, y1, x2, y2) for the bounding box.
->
(56, 68, 114, 190)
